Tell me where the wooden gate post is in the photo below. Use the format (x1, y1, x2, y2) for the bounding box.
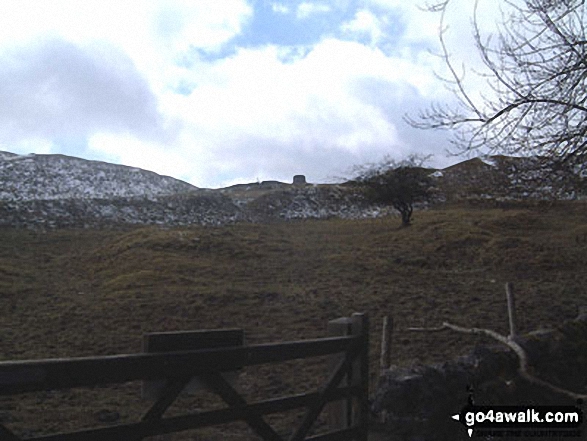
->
(327, 317, 353, 431)
(352, 312, 369, 441)
(326, 313, 369, 437)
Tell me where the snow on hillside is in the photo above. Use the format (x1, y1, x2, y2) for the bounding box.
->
(243, 185, 396, 221)
(0, 192, 243, 229)
(0, 151, 20, 161)
(438, 155, 586, 201)
(0, 150, 584, 229)
(0, 151, 198, 201)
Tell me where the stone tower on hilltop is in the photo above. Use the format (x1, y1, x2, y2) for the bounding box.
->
(293, 175, 307, 186)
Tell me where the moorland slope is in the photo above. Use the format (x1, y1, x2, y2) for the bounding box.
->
(0, 201, 586, 439)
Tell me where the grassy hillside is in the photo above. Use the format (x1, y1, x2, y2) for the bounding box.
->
(1, 201, 586, 439)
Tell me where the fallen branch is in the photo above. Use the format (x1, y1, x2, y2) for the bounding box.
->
(408, 321, 587, 401)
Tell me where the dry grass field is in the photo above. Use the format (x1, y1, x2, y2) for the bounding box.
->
(1, 200, 586, 439)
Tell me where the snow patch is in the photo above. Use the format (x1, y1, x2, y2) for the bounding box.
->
(0, 152, 198, 201)
(479, 156, 497, 167)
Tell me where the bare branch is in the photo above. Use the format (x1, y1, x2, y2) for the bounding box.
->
(438, 1, 484, 119)
(410, 0, 587, 167)
(408, 321, 587, 401)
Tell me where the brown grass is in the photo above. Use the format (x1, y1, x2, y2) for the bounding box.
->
(1, 201, 586, 439)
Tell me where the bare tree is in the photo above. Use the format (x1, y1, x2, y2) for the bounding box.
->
(408, 0, 587, 170)
(350, 154, 434, 227)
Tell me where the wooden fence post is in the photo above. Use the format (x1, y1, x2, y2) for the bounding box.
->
(378, 315, 392, 425)
(505, 282, 517, 340)
(379, 315, 393, 373)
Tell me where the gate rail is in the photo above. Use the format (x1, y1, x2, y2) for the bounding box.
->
(0, 313, 369, 441)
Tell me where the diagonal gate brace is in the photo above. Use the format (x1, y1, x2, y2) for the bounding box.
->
(202, 372, 284, 441)
(0, 424, 21, 441)
(132, 376, 192, 441)
(289, 339, 361, 441)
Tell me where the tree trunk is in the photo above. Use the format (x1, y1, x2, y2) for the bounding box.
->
(397, 202, 412, 227)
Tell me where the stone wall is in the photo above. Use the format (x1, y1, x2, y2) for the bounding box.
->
(371, 313, 587, 440)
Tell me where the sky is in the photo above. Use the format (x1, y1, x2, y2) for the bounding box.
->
(0, 0, 498, 188)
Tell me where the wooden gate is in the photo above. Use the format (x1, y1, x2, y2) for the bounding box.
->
(0, 313, 368, 441)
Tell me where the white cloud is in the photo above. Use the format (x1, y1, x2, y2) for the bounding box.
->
(0, 0, 251, 174)
(88, 133, 194, 182)
(409, 0, 510, 107)
(365, 0, 401, 6)
(271, 3, 290, 14)
(341, 9, 386, 45)
(155, 0, 253, 53)
(0, 0, 252, 95)
(362, 0, 506, 54)
(296, 3, 332, 19)
(356, 0, 507, 105)
(359, 0, 439, 47)
(0, 38, 167, 147)
(0, 1, 464, 188)
(1, 138, 55, 156)
(150, 37, 452, 187)
(169, 40, 403, 141)
(0, 1, 156, 65)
